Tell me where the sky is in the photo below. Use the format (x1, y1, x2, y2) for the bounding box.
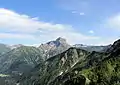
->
(0, 0, 120, 45)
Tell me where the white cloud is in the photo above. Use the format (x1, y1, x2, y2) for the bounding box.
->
(37, 31, 99, 44)
(72, 11, 85, 16)
(72, 11, 77, 14)
(0, 33, 35, 39)
(89, 30, 94, 34)
(0, 8, 117, 45)
(0, 8, 66, 33)
(80, 12, 85, 15)
(93, 37, 119, 46)
(0, 8, 100, 44)
(104, 13, 120, 30)
(58, 0, 89, 12)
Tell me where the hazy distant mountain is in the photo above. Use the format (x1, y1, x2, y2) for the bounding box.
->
(73, 44, 111, 52)
(8, 44, 24, 50)
(0, 44, 11, 55)
(0, 44, 25, 55)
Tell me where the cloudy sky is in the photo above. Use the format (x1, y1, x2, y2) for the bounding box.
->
(0, 0, 120, 45)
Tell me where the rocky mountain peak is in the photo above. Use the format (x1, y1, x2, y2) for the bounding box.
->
(39, 37, 71, 59)
(56, 37, 66, 43)
(46, 37, 67, 47)
(41, 37, 69, 47)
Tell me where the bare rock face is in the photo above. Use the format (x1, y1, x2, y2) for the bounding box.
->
(39, 37, 71, 60)
(106, 39, 120, 53)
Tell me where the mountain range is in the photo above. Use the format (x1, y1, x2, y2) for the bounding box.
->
(0, 37, 119, 85)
